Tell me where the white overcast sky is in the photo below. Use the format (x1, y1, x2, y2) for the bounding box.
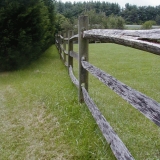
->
(58, 0, 160, 8)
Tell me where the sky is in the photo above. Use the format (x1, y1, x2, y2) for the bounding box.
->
(58, 0, 160, 8)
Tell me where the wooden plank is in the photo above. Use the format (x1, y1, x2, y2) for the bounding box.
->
(68, 31, 73, 73)
(64, 38, 69, 41)
(63, 33, 67, 63)
(65, 62, 68, 67)
(78, 15, 89, 103)
(64, 50, 68, 55)
(70, 34, 78, 41)
(81, 60, 160, 127)
(69, 65, 79, 88)
(60, 35, 64, 40)
(60, 45, 64, 60)
(70, 51, 78, 60)
(81, 86, 134, 160)
(83, 29, 160, 56)
(55, 40, 59, 44)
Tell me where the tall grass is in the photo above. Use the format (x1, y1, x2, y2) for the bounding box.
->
(0, 45, 114, 159)
(73, 43, 160, 159)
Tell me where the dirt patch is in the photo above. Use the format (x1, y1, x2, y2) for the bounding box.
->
(0, 88, 67, 159)
(0, 72, 9, 77)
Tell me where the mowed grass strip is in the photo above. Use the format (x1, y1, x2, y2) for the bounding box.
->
(0, 45, 115, 160)
(73, 43, 160, 159)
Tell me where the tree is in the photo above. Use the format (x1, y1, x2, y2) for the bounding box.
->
(55, 13, 66, 32)
(107, 14, 125, 29)
(85, 10, 105, 29)
(0, 0, 55, 71)
(155, 15, 160, 25)
(61, 18, 73, 31)
(141, 20, 156, 29)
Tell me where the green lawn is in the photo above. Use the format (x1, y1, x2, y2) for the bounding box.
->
(0, 44, 160, 160)
(73, 43, 160, 159)
(0, 45, 113, 160)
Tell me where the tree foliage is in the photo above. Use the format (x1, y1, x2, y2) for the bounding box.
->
(0, 0, 55, 71)
(106, 14, 125, 29)
(141, 20, 156, 29)
(55, 1, 160, 25)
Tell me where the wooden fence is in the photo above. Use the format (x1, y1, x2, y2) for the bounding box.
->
(55, 15, 160, 160)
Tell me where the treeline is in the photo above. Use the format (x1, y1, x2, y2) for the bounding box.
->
(1, 0, 160, 71)
(55, 1, 160, 25)
(0, 0, 55, 71)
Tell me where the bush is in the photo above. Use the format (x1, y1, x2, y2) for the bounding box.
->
(0, 0, 55, 71)
(101, 14, 125, 29)
(141, 20, 156, 29)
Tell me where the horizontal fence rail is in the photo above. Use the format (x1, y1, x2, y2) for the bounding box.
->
(69, 65, 79, 88)
(55, 15, 160, 160)
(82, 86, 134, 160)
(81, 60, 160, 127)
(70, 51, 78, 60)
(83, 29, 160, 56)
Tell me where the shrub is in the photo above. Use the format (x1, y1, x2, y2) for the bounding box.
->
(141, 20, 156, 29)
(0, 0, 55, 71)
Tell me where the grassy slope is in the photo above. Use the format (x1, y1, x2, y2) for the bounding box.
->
(73, 43, 160, 159)
(0, 45, 114, 160)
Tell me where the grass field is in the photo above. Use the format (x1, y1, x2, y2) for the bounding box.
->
(0, 45, 114, 160)
(73, 43, 160, 159)
(0, 43, 160, 159)
(125, 25, 160, 30)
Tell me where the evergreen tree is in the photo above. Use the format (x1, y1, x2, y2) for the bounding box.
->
(0, 0, 55, 71)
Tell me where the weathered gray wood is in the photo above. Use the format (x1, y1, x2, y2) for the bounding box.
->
(70, 34, 78, 41)
(63, 33, 67, 63)
(65, 62, 68, 67)
(55, 39, 59, 49)
(83, 29, 160, 56)
(58, 31, 62, 44)
(60, 45, 64, 60)
(69, 65, 79, 88)
(60, 35, 64, 40)
(56, 35, 62, 59)
(64, 50, 68, 55)
(70, 51, 78, 60)
(78, 15, 89, 103)
(81, 86, 134, 160)
(81, 60, 160, 127)
(68, 31, 73, 73)
(64, 38, 69, 41)
(55, 39, 58, 44)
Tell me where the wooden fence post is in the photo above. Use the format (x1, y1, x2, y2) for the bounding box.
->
(55, 33, 58, 47)
(78, 16, 89, 103)
(63, 32, 66, 63)
(58, 31, 61, 59)
(68, 30, 73, 72)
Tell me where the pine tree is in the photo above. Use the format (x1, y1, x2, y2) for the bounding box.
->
(0, 0, 55, 71)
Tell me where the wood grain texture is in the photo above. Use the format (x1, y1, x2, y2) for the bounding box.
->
(81, 60, 160, 127)
(82, 86, 134, 160)
(69, 65, 79, 88)
(78, 15, 89, 103)
(83, 29, 160, 55)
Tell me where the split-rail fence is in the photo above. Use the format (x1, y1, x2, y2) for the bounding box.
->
(55, 15, 160, 160)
